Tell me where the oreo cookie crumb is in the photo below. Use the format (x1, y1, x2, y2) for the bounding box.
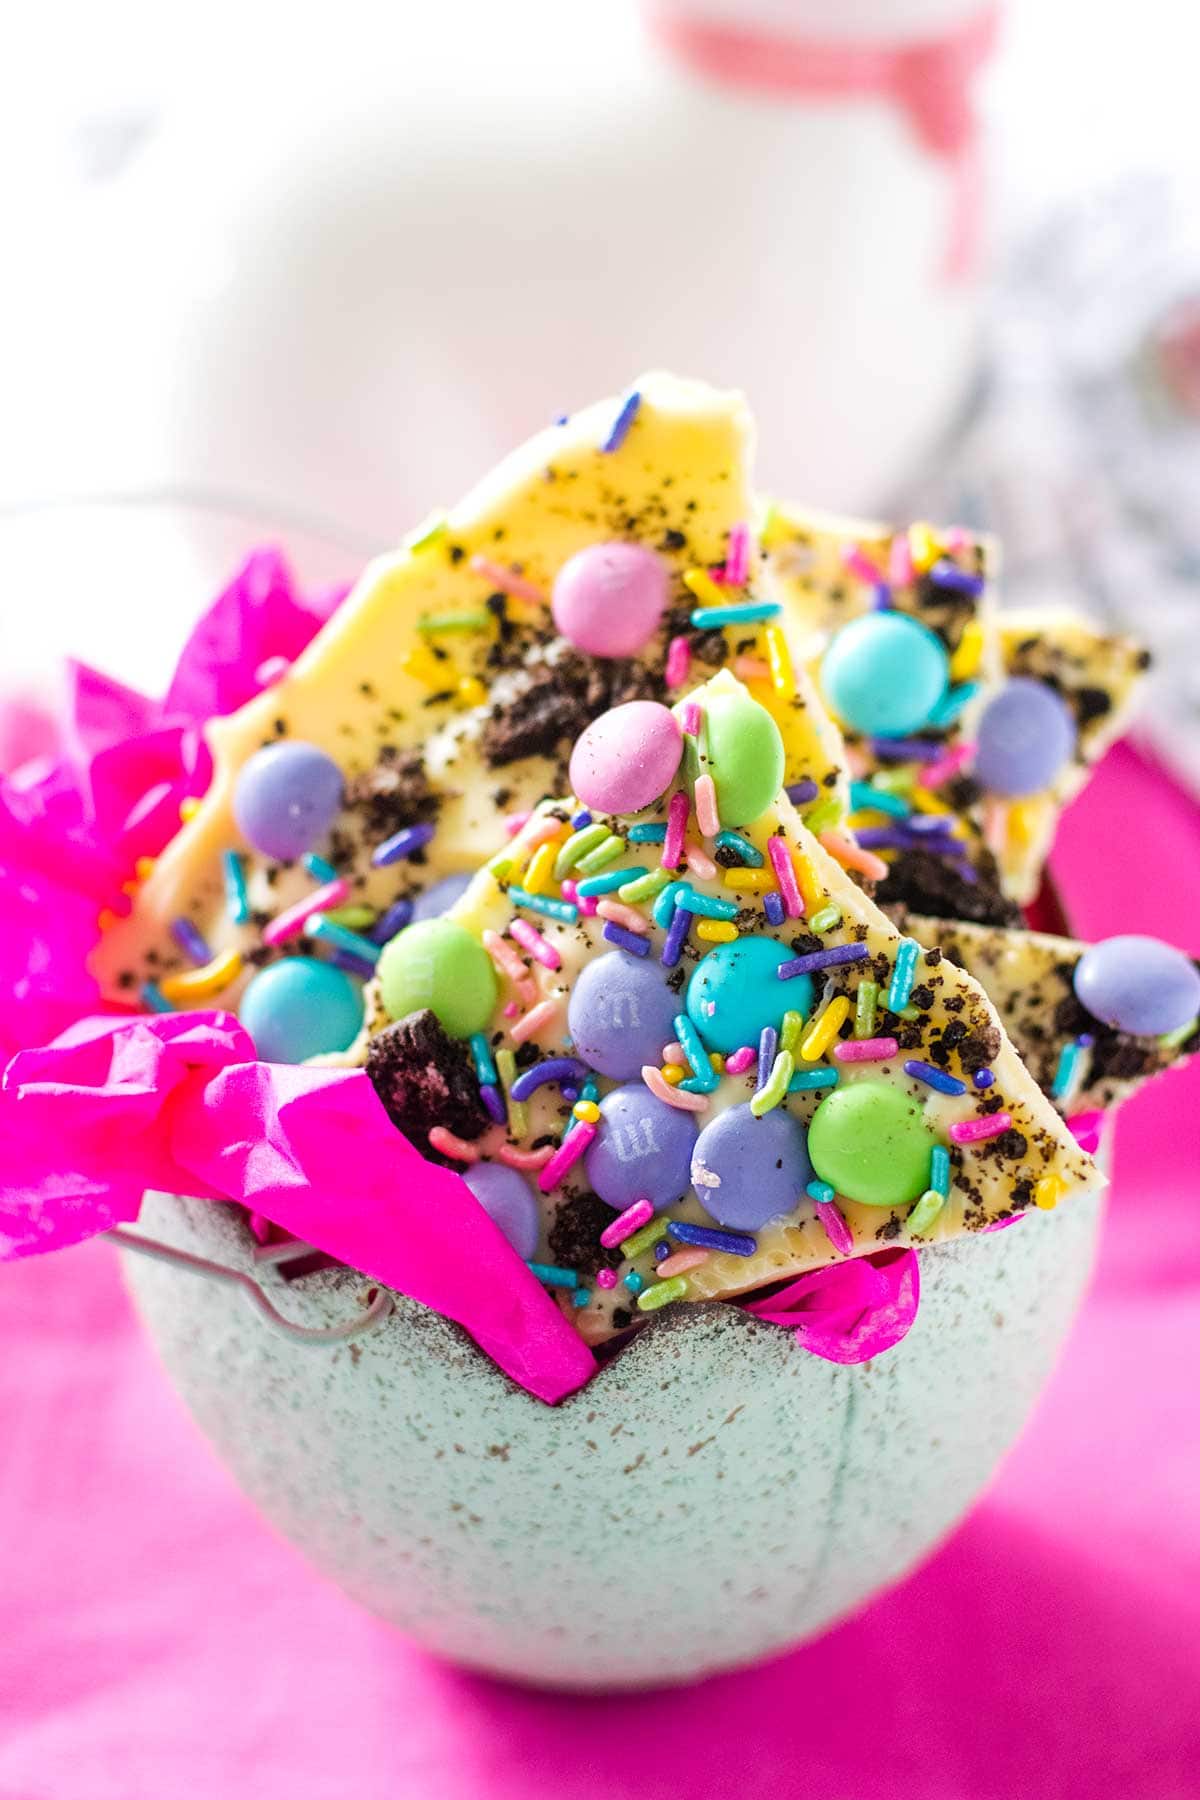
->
(879, 847, 1023, 928)
(366, 1009, 489, 1157)
(548, 1193, 623, 1279)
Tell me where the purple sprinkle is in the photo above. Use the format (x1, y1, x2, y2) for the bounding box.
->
(330, 949, 377, 976)
(756, 1026, 777, 1089)
(603, 920, 650, 958)
(855, 828, 963, 855)
(667, 1220, 758, 1257)
(1077, 1033, 1095, 1050)
(480, 1083, 507, 1124)
(370, 897, 415, 944)
(778, 941, 870, 979)
(929, 558, 985, 597)
(870, 738, 943, 762)
(903, 1058, 967, 1096)
(972, 1067, 995, 1089)
(904, 813, 956, 836)
(601, 390, 641, 453)
(661, 904, 690, 968)
(561, 1086, 580, 1103)
(872, 583, 892, 610)
(510, 1056, 591, 1102)
(785, 778, 820, 804)
(763, 890, 785, 927)
(654, 1241, 673, 1263)
(553, 412, 569, 426)
(953, 860, 979, 885)
(170, 916, 211, 965)
(571, 810, 593, 830)
(372, 821, 436, 868)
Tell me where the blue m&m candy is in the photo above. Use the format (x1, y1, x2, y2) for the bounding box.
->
(1073, 935, 1200, 1037)
(233, 740, 344, 862)
(239, 956, 363, 1063)
(412, 872, 474, 921)
(685, 937, 813, 1056)
(584, 1083, 698, 1213)
(973, 678, 1077, 797)
(691, 1103, 812, 1231)
(821, 612, 949, 737)
(568, 951, 681, 1080)
(463, 1163, 540, 1260)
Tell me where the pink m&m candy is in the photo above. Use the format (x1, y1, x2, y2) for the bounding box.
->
(551, 543, 668, 658)
(569, 701, 682, 814)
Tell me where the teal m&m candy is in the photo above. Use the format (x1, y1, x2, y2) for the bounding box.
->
(807, 1080, 938, 1208)
(685, 936, 813, 1055)
(239, 956, 364, 1063)
(821, 612, 949, 738)
(378, 917, 497, 1038)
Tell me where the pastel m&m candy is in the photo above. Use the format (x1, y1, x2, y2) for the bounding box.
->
(689, 684, 785, 825)
(973, 678, 1077, 797)
(412, 872, 474, 921)
(807, 1080, 937, 1209)
(686, 937, 813, 1055)
(567, 951, 681, 1080)
(232, 740, 344, 861)
(820, 612, 949, 738)
(239, 956, 363, 1063)
(463, 1163, 540, 1260)
(569, 701, 682, 815)
(691, 1103, 812, 1231)
(551, 542, 668, 658)
(1073, 935, 1200, 1036)
(378, 917, 497, 1038)
(584, 1083, 697, 1213)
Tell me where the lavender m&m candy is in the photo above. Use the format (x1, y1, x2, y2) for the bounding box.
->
(463, 1163, 540, 1261)
(584, 1083, 698, 1213)
(567, 952, 680, 1080)
(1073, 935, 1200, 1036)
(412, 872, 474, 921)
(233, 740, 344, 862)
(973, 678, 1077, 798)
(569, 702, 683, 815)
(552, 542, 668, 658)
(691, 1103, 812, 1231)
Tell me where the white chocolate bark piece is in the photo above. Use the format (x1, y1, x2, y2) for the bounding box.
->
(908, 914, 1199, 1117)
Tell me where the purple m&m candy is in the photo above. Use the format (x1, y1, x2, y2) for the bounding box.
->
(1073, 935, 1200, 1036)
(973, 678, 1077, 798)
(584, 1083, 698, 1213)
(569, 702, 683, 815)
(567, 951, 681, 1080)
(463, 1163, 540, 1261)
(412, 872, 474, 921)
(233, 740, 344, 861)
(552, 542, 668, 658)
(690, 1103, 812, 1231)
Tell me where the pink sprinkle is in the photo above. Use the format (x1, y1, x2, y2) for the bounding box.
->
(842, 544, 886, 586)
(657, 1247, 709, 1278)
(949, 1111, 1013, 1146)
(1067, 1109, 1106, 1155)
(982, 797, 1008, 856)
(694, 773, 720, 839)
(510, 998, 560, 1045)
(665, 635, 692, 689)
(681, 702, 702, 737)
(262, 878, 350, 946)
(495, 1142, 556, 1171)
(942, 526, 971, 553)
(509, 917, 562, 970)
(641, 1065, 708, 1112)
(600, 1198, 653, 1248)
(254, 654, 290, 688)
(662, 1042, 688, 1067)
(725, 521, 752, 588)
(815, 1199, 854, 1255)
(596, 1268, 619, 1289)
(662, 790, 690, 869)
(767, 836, 804, 919)
(469, 554, 546, 605)
(503, 1001, 519, 1018)
(504, 810, 533, 838)
(522, 815, 565, 850)
(483, 928, 538, 1005)
(537, 1121, 597, 1193)
(578, 892, 600, 917)
(684, 841, 718, 880)
(921, 741, 975, 789)
(597, 898, 650, 934)
(428, 1125, 481, 1164)
(724, 1045, 757, 1076)
(834, 1036, 899, 1062)
(844, 744, 870, 779)
(561, 878, 580, 904)
(820, 827, 888, 884)
(733, 655, 772, 681)
(888, 533, 915, 588)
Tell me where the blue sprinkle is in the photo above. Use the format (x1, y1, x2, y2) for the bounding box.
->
(571, 809, 593, 830)
(872, 583, 892, 611)
(806, 1178, 835, 1205)
(601, 390, 641, 453)
(510, 1057, 590, 1102)
(785, 779, 820, 804)
(778, 942, 869, 979)
(553, 412, 569, 427)
(930, 1145, 951, 1197)
(303, 852, 339, 883)
(870, 737, 943, 762)
(904, 1058, 967, 1096)
(371, 821, 436, 868)
(628, 822, 668, 844)
(575, 867, 646, 898)
(305, 915, 381, 965)
(763, 890, 785, 927)
(222, 849, 250, 926)
(714, 830, 762, 866)
(667, 1220, 757, 1257)
(572, 1287, 591, 1308)
(653, 881, 685, 929)
(972, 1067, 995, 1089)
(789, 1068, 839, 1092)
(673, 886, 739, 921)
(886, 939, 921, 1013)
(1051, 1038, 1085, 1099)
(756, 1026, 777, 1090)
(661, 905, 690, 968)
(654, 1241, 673, 1263)
(470, 1032, 498, 1086)
(926, 682, 980, 729)
(603, 920, 650, 958)
(170, 916, 211, 966)
(850, 781, 910, 819)
(141, 981, 174, 1014)
(527, 1262, 579, 1290)
(370, 897, 414, 944)
(509, 886, 579, 923)
(688, 600, 780, 629)
(623, 1270, 646, 1295)
(674, 1013, 719, 1092)
(929, 557, 985, 597)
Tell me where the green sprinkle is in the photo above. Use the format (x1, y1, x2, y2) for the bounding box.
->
(854, 979, 878, 1039)
(527, 1262, 578, 1290)
(618, 867, 672, 904)
(575, 834, 624, 875)
(485, 850, 514, 879)
(576, 867, 646, 898)
(322, 904, 377, 930)
(508, 886, 578, 923)
(496, 1047, 528, 1140)
(870, 767, 916, 795)
(407, 511, 448, 552)
(780, 1010, 804, 1054)
(416, 609, 492, 634)
(621, 1218, 669, 1259)
(899, 1004, 921, 1021)
(906, 1188, 946, 1235)
(688, 600, 779, 628)
(628, 822, 668, 844)
(850, 781, 909, 819)
(553, 822, 610, 877)
(788, 1067, 839, 1092)
(803, 795, 842, 835)
(637, 1276, 688, 1312)
(809, 905, 842, 933)
(714, 829, 763, 867)
(1160, 1016, 1198, 1049)
(751, 1049, 794, 1116)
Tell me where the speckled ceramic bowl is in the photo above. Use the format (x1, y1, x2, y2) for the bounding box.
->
(123, 1186, 1102, 1690)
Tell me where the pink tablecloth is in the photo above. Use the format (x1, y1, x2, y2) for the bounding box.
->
(2, 741, 1197, 1800)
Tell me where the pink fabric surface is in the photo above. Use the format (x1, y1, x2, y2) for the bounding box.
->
(2, 741, 1198, 1800)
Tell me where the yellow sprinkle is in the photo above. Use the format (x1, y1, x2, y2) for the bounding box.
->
(949, 619, 984, 683)
(97, 909, 118, 932)
(401, 641, 451, 689)
(910, 787, 952, 817)
(709, 1053, 724, 1074)
(792, 848, 826, 915)
(1006, 798, 1040, 851)
(764, 623, 796, 697)
(723, 868, 773, 891)
(179, 797, 202, 822)
(758, 499, 783, 549)
(159, 947, 244, 1004)
(1034, 1175, 1064, 1212)
(135, 857, 156, 881)
(660, 1064, 685, 1086)
(572, 1099, 601, 1123)
(908, 521, 941, 573)
(799, 995, 851, 1063)
(683, 567, 727, 608)
(696, 920, 738, 943)
(523, 842, 559, 896)
(456, 675, 488, 708)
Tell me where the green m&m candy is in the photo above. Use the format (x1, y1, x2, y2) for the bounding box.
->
(378, 917, 497, 1038)
(681, 673, 785, 825)
(807, 1080, 937, 1209)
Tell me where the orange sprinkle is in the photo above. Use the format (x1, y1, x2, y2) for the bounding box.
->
(428, 1125, 481, 1164)
(819, 828, 888, 884)
(495, 1142, 557, 1171)
(656, 1248, 709, 1278)
(597, 898, 651, 934)
(510, 999, 560, 1044)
